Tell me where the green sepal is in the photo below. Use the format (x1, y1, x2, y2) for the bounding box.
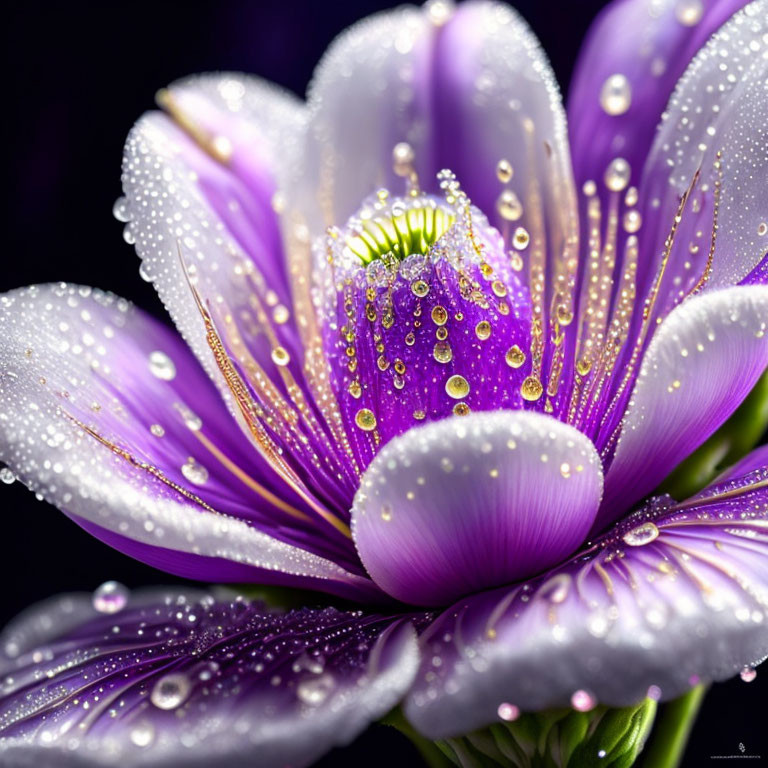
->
(659, 368, 768, 500)
(433, 698, 657, 768)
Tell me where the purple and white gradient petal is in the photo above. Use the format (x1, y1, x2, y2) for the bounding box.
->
(0, 590, 419, 767)
(1, 0, 768, 763)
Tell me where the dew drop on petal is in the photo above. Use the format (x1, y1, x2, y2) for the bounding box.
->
(497, 702, 520, 721)
(148, 351, 176, 381)
(600, 74, 632, 116)
(604, 158, 631, 192)
(647, 684, 662, 701)
(129, 721, 155, 748)
(675, 0, 703, 26)
(297, 672, 335, 705)
(623, 522, 660, 547)
(92, 581, 129, 614)
(181, 458, 209, 485)
(112, 196, 131, 223)
(151, 673, 192, 710)
(0, 467, 16, 485)
(571, 689, 596, 712)
(740, 666, 757, 683)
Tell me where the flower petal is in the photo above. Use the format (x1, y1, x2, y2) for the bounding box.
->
(600, 285, 768, 529)
(404, 449, 768, 738)
(569, 0, 746, 189)
(637, 1, 768, 306)
(0, 284, 376, 600)
(122, 74, 308, 410)
(298, 1, 577, 249)
(0, 589, 419, 767)
(352, 411, 602, 606)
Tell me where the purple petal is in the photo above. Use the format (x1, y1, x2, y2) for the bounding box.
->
(636, 2, 768, 308)
(599, 285, 768, 530)
(404, 449, 768, 738)
(352, 411, 602, 606)
(568, 0, 746, 189)
(0, 589, 419, 767)
(298, 1, 577, 250)
(121, 75, 311, 423)
(0, 284, 376, 599)
(317, 203, 532, 467)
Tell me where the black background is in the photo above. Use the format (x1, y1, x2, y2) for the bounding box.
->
(3, 1, 766, 765)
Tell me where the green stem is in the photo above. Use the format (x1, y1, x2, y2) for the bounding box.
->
(639, 685, 708, 768)
(383, 707, 456, 768)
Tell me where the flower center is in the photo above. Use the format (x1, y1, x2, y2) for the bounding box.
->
(344, 196, 456, 266)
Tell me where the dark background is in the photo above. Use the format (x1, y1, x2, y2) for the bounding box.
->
(3, 1, 766, 765)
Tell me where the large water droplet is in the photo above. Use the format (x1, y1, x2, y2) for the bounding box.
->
(622, 521, 660, 547)
(571, 689, 596, 712)
(129, 720, 155, 748)
(151, 673, 192, 710)
(92, 581, 129, 614)
(148, 351, 176, 381)
(604, 158, 631, 192)
(740, 666, 757, 683)
(112, 197, 131, 223)
(297, 672, 335, 706)
(497, 702, 520, 721)
(600, 74, 632, 116)
(181, 458, 209, 485)
(0, 467, 16, 485)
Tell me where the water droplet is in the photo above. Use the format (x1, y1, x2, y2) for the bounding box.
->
(271, 346, 290, 367)
(675, 0, 703, 26)
(512, 227, 530, 250)
(148, 351, 176, 381)
(92, 581, 129, 614)
(355, 408, 377, 431)
(431, 305, 448, 326)
(445, 374, 470, 399)
(129, 721, 155, 748)
(758, 222, 767, 237)
(520, 376, 543, 401)
(150, 424, 165, 438)
(600, 74, 632, 116)
(740, 666, 757, 683)
(297, 672, 335, 705)
(411, 280, 430, 298)
(496, 159, 513, 184)
(623, 210, 642, 233)
(453, 402, 470, 416)
(622, 521, 659, 547)
(604, 158, 631, 192)
(571, 689, 596, 712)
(122, 226, 136, 245)
(433, 341, 453, 364)
(181, 458, 209, 485)
(0, 467, 16, 485)
(273, 305, 290, 325)
(505, 345, 526, 369)
(497, 702, 520, 721)
(151, 673, 191, 710)
(647, 684, 662, 701)
(112, 197, 131, 223)
(475, 321, 492, 340)
(496, 190, 523, 221)
(393, 142, 415, 176)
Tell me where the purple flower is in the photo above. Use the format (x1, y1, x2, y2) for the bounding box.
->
(1, 0, 767, 765)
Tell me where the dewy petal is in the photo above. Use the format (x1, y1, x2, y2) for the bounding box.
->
(352, 411, 603, 606)
(599, 285, 768, 529)
(0, 589, 419, 767)
(298, 1, 577, 252)
(569, 0, 747, 189)
(405, 448, 768, 739)
(121, 74, 309, 419)
(638, 1, 768, 304)
(0, 284, 377, 600)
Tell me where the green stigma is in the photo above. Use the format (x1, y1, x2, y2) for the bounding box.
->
(346, 202, 455, 265)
